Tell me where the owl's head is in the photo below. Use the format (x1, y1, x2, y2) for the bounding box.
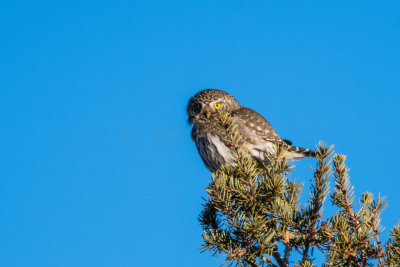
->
(187, 89, 241, 124)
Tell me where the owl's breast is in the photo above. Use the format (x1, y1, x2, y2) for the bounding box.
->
(191, 123, 235, 172)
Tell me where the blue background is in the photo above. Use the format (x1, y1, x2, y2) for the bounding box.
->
(1, 1, 399, 266)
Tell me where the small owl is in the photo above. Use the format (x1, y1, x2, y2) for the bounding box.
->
(187, 89, 315, 172)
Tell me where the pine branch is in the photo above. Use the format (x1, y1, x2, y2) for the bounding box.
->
(298, 143, 333, 263)
(324, 155, 388, 266)
(385, 223, 400, 266)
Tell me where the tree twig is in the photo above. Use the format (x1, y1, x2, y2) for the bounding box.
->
(273, 246, 288, 267)
(284, 243, 291, 264)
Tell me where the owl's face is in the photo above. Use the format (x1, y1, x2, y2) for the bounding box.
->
(187, 89, 241, 124)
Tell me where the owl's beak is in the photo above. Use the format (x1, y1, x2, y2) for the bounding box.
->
(204, 107, 212, 119)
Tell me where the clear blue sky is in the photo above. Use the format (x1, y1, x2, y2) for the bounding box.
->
(1, 1, 399, 266)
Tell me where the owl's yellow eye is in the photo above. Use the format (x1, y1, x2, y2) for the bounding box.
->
(214, 102, 222, 109)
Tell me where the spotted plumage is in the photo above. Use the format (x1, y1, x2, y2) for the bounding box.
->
(187, 89, 315, 172)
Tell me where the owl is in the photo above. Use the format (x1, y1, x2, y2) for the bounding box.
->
(187, 89, 315, 172)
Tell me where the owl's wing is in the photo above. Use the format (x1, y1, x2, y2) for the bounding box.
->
(230, 107, 316, 159)
(230, 107, 283, 144)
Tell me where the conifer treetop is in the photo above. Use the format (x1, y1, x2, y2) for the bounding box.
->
(199, 113, 400, 267)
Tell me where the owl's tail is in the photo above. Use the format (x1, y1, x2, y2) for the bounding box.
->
(282, 139, 316, 159)
(288, 146, 316, 160)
